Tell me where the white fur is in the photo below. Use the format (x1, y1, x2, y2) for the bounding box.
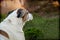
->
(0, 9, 33, 40)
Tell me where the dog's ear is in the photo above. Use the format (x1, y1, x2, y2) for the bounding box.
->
(17, 9, 23, 18)
(7, 10, 14, 16)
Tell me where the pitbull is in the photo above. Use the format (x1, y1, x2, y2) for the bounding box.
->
(0, 8, 33, 40)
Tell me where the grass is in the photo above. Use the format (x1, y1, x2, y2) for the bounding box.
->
(23, 13, 59, 39)
(0, 13, 59, 39)
(0, 14, 7, 22)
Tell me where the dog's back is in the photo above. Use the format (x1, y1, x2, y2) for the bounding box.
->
(0, 9, 25, 40)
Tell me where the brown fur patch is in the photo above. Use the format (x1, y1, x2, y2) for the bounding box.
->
(22, 13, 28, 22)
(0, 30, 9, 39)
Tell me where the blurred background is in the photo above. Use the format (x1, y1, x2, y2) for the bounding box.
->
(0, 0, 59, 40)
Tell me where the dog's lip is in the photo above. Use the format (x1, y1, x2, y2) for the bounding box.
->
(30, 13, 33, 19)
(28, 13, 33, 21)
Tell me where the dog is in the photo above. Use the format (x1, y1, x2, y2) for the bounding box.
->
(0, 8, 33, 40)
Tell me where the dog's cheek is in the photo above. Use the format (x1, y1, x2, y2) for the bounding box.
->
(22, 14, 28, 22)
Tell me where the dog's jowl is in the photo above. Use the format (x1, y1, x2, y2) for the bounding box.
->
(0, 8, 33, 40)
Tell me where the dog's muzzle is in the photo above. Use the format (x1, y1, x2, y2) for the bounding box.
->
(27, 13, 33, 21)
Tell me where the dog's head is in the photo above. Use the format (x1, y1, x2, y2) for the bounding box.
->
(7, 8, 33, 26)
(17, 9, 33, 22)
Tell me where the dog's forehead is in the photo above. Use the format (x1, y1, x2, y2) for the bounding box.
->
(17, 9, 28, 13)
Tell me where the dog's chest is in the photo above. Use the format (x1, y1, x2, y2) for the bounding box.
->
(8, 27, 25, 40)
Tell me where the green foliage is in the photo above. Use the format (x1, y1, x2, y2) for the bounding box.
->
(24, 28, 44, 40)
(24, 13, 59, 39)
(0, 13, 59, 39)
(0, 14, 6, 22)
(0, 14, 2, 22)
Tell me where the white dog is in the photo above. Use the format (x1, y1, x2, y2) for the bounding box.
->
(0, 8, 33, 40)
